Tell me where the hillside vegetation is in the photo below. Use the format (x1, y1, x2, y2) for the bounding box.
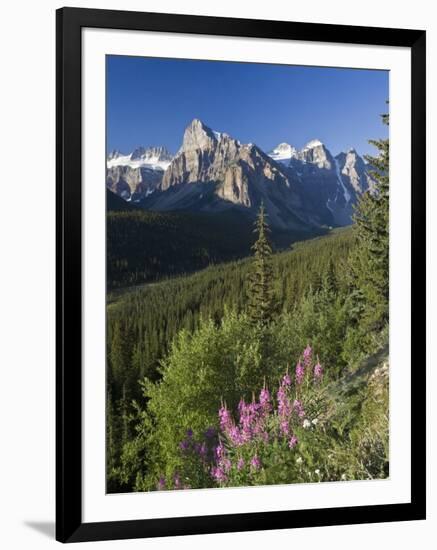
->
(106, 115, 390, 494)
(107, 197, 325, 289)
(107, 227, 354, 385)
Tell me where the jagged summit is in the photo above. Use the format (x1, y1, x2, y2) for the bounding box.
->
(130, 146, 172, 162)
(106, 145, 174, 201)
(179, 118, 219, 153)
(269, 143, 298, 163)
(106, 120, 377, 228)
(297, 139, 332, 170)
(108, 149, 123, 160)
(107, 145, 173, 170)
(153, 119, 310, 230)
(303, 139, 325, 150)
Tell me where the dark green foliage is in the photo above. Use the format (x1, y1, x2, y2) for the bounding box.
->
(134, 312, 275, 489)
(107, 192, 326, 290)
(105, 115, 390, 494)
(106, 189, 140, 212)
(247, 204, 275, 326)
(106, 228, 356, 489)
(107, 227, 354, 383)
(348, 113, 389, 340)
(107, 209, 250, 289)
(117, 313, 389, 491)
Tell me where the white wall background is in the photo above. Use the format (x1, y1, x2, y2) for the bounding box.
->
(0, 0, 434, 548)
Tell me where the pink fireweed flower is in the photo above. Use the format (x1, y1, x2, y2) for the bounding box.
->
(238, 401, 259, 443)
(211, 466, 227, 483)
(228, 425, 244, 446)
(293, 399, 305, 418)
(277, 385, 291, 418)
(288, 434, 298, 449)
(157, 476, 166, 490)
(219, 405, 232, 431)
(303, 345, 312, 367)
(240, 426, 252, 443)
(222, 458, 232, 473)
(295, 361, 305, 384)
(237, 457, 245, 471)
(314, 361, 323, 381)
(282, 372, 291, 387)
(250, 455, 261, 470)
(215, 442, 226, 460)
(280, 419, 290, 436)
(259, 387, 271, 413)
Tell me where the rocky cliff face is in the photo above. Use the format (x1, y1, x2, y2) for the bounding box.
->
(106, 146, 173, 201)
(280, 140, 376, 226)
(106, 165, 163, 201)
(107, 120, 377, 229)
(336, 149, 375, 195)
(151, 119, 309, 230)
(129, 146, 173, 164)
(161, 120, 236, 189)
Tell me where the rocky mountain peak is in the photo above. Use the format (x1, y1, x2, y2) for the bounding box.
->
(337, 148, 363, 167)
(269, 142, 298, 163)
(181, 119, 218, 153)
(335, 149, 372, 195)
(108, 149, 122, 161)
(107, 120, 377, 229)
(300, 139, 333, 169)
(130, 146, 147, 160)
(303, 139, 325, 150)
(129, 146, 172, 162)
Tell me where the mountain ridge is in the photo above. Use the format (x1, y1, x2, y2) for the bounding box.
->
(107, 119, 376, 229)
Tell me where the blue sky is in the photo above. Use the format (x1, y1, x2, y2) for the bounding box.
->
(107, 56, 388, 157)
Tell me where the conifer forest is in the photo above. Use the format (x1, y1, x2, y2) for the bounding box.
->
(105, 114, 390, 494)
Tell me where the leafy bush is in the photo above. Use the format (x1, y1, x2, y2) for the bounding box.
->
(132, 310, 278, 490)
(149, 345, 389, 490)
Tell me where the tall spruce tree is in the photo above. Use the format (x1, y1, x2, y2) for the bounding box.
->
(247, 203, 275, 326)
(348, 111, 389, 333)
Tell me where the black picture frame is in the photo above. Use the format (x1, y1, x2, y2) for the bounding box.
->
(56, 6, 426, 543)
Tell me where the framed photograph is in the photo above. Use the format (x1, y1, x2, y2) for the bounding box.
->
(56, 7, 426, 543)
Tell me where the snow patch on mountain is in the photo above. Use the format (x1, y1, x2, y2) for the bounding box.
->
(333, 157, 351, 203)
(107, 147, 172, 171)
(269, 142, 298, 162)
(303, 139, 324, 150)
(107, 156, 171, 171)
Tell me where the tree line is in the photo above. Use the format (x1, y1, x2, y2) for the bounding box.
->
(106, 113, 390, 492)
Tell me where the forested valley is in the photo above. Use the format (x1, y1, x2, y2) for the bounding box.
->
(106, 116, 389, 493)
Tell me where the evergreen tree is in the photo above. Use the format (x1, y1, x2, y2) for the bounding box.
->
(348, 111, 389, 334)
(325, 258, 337, 294)
(110, 321, 129, 398)
(247, 204, 275, 326)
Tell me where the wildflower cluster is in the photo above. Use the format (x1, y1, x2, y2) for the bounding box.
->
(210, 346, 323, 487)
(157, 346, 324, 490)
